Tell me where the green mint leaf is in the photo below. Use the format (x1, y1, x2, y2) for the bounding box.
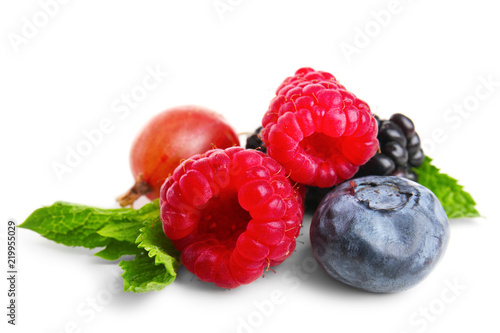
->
(20, 201, 120, 248)
(20, 199, 179, 291)
(119, 217, 180, 292)
(19, 200, 160, 249)
(94, 239, 141, 261)
(119, 252, 175, 292)
(96, 201, 160, 244)
(414, 157, 480, 219)
(135, 218, 180, 268)
(97, 221, 145, 243)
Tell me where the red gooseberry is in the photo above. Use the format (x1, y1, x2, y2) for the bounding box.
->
(117, 105, 239, 206)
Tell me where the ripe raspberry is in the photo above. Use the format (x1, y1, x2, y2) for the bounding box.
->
(261, 67, 379, 188)
(160, 147, 304, 288)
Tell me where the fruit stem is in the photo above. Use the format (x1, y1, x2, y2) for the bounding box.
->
(116, 173, 152, 207)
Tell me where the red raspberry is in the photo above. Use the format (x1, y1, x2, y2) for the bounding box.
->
(261, 67, 379, 188)
(160, 147, 304, 288)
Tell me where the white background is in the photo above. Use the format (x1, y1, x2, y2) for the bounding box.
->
(1, 1, 499, 332)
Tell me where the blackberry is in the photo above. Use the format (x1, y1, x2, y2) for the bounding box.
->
(356, 113, 424, 181)
(304, 186, 333, 213)
(245, 126, 267, 153)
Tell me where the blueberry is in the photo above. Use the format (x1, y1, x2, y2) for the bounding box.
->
(310, 176, 449, 293)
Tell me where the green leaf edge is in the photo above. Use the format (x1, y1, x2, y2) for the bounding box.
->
(119, 218, 180, 293)
(18, 200, 160, 249)
(19, 199, 180, 292)
(413, 156, 481, 219)
(94, 239, 142, 261)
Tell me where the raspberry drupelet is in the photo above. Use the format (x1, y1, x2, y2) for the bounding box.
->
(261, 67, 379, 188)
(159, 147, 304, 288)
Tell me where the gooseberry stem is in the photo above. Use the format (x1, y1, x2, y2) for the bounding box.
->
(117, 173, 152, 207)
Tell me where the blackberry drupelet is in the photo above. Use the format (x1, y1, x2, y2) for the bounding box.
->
(356, 113, 424, 181)
(245, 126, 267, 153)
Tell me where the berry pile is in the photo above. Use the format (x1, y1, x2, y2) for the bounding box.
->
(20, 66, 464, 294)
(158, 69, 425, 288)
(356, 113, 425, 181)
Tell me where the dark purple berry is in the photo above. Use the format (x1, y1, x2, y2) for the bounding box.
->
(245, 126, 267, 153)
(390, 113, 415, 138)
(407, 133, 421, 152)
(354, 113, 425, 182)
(409, 148, 425, 167)
(382, 141, 408, 167)
(406, 169, 418, 182)
(391, 168, 407, 178)
(378, 121, 407, 147)
(358, 153, 396, 176)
